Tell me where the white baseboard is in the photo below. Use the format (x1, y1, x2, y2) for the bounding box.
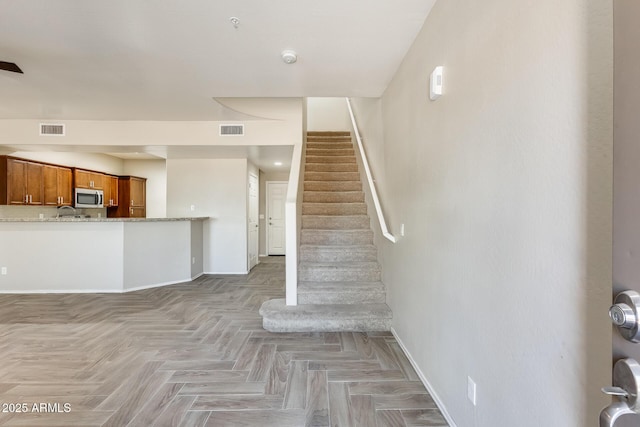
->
(124, 277, 193, 292)
(259, 253, 268, 257)
(191, 272, 204, 281)
(0, 275, 201, 294)
(203, 270, 249, 275)
(391, 327, 458, 427)
(0, 289, 122, 294)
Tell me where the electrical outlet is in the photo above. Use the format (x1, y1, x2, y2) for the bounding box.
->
(190, 205, 195, 212)
(467, 376, 477, 406)
(1, 267, 7, 275)
(39, 213, 44, 219)
(192, 257, 196, 265)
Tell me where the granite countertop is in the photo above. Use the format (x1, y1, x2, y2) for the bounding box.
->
(0, 217, 210, 222)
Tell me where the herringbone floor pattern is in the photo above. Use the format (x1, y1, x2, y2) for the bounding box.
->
(0, 257, 447, 426)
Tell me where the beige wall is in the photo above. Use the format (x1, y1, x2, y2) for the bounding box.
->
(8, 151, 124, 175)
(306, 97, 351, 131)
(166, 158, 248, 274)
(123, 159, 167, 218)
(353, 0, 613, 425)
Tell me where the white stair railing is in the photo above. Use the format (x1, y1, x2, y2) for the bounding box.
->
(345, 98, 397, 243)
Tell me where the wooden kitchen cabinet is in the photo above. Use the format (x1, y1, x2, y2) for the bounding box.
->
(44, 165, 72, 206)
(103, 175, 119, 207)
(0, 157, 44, 205)
(108, 176, 146, 218)
(74, 169, 104, 190)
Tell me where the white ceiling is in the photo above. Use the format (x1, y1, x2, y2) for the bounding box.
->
(0, 1, 436, 171)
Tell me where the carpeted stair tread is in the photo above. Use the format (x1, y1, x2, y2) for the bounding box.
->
(304, 181, 362, 191)
(302, 202, 368, 215)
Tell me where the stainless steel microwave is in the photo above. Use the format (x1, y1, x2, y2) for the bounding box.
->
(75, 188, 104, 208)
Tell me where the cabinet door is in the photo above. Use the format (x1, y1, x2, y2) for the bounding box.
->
(26, 163, 43, 205)
(74, 170, 91, 189)
(110, 176, 119, 206)
(43, 165, 59, 206)
(7, 159, 27, 204)
(130, 207, 146, 218)
(130, 178, 145, 207)
(102, 176, 111, 207)
(91, 173, 104, 190)
(58, 168, 72, 206)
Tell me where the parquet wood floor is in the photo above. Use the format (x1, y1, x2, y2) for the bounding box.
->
(0, 257, 448, 426)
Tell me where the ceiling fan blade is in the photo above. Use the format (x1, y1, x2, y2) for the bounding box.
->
(0, 61, 23, 74)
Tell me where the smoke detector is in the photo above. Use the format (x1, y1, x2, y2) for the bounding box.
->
(281, 50, 297, 64)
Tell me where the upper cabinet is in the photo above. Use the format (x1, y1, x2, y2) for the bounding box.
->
(1, 156, 146, 210)
(0, 157, 44, 205)
(43, 165, 73, 206)
(109, 176, 146, 218)
(74, 169, 104, 190)
(103, 175, 119, 207)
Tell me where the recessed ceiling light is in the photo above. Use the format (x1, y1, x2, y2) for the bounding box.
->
(229, 17, 240, 29)
(274, 161, 283, 166)
(281, 50, 297, 64)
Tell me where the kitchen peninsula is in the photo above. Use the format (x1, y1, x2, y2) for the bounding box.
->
(0, 217, 207, 293)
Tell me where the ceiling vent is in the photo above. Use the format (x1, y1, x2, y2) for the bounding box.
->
(220, 124, 244, 136)
(40, 123, 65, 136)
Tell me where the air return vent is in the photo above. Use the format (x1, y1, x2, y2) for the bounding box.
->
(40, 123, 65, 136)
(220, 124, 244, 136)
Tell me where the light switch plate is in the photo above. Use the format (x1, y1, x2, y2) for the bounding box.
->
(1, 267, 7, 275)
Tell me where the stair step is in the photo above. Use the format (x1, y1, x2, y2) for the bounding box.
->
(298, 281, 386, 304)
(302, 202, 367, 216)
(307, 142, 353, 150)
(304, 172, 360, 181)
(303, 191, 364, 203)
(305, 163, 358, 172)
(307, 131, 351, 137)
(301, 229, 373, 245)
(306, 148, 355, 157)
(305, 155, 356, 164)
(304, 181, 362, 192)
(299, 261, 381, 282)
(306, 137, 353, 143)
(260, 299, 392, 332)
(302, 215, 370, 230)
(299, 245, 377, 262)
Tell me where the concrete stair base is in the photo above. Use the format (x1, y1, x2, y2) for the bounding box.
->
(260, 299, 392, 332)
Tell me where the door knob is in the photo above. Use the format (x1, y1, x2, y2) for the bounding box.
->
(609, 290, 640, 342)
(600, 358, 640, 427)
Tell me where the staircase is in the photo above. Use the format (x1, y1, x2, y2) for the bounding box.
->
(260, 131, 392, 332)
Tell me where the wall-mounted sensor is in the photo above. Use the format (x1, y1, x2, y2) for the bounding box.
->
(430, 66, 443, 100)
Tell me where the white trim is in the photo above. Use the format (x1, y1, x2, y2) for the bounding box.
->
(266, 181, 288, 256)
(248, 171, 260, 271)
(391, 327, 458, 427)
(259, 253, 268, 257)
(345, 98, 396, 243)
(204, 270, 249, 275)
(0, 275, 205, 294)
(0, 289, 122, 294)
(124, 278, 192, 292)
(285, 143, 303, 306)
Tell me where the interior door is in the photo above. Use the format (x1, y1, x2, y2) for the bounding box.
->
(248, 173, 259, 270)
(267, 182, 287, 255)
(611, 1, 640, 425)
